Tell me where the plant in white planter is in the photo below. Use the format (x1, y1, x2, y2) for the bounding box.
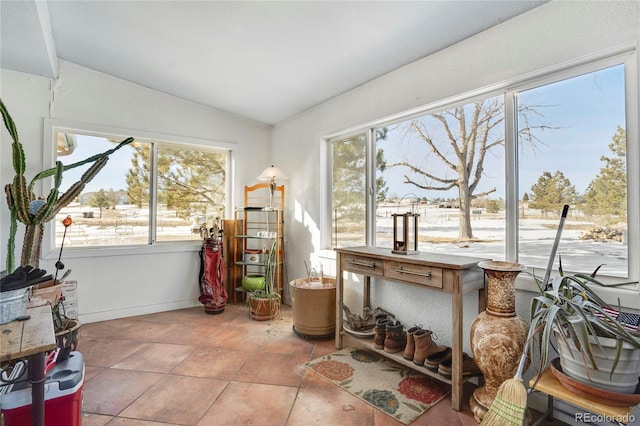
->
(529, 262, 640, 393)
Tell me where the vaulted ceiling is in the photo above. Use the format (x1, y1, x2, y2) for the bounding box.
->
(1, 1, 548, 125)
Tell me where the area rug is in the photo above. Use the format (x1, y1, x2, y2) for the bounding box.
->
(305, 347, 450, 425)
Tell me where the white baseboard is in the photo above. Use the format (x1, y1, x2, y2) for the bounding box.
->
(78, 300, 202, 324)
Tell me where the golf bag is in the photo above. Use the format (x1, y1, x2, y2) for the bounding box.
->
(198, 236, 227, 314)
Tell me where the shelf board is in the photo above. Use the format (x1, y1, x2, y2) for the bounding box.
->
(235, 235, 282, 239)
(235, 261, 266, 266)
(340, 331, 481, 386)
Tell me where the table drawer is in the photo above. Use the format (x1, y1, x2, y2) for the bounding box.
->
(341, 255, 384, 277)
(384, 261, 443, 288)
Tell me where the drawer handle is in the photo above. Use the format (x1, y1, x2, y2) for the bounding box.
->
(395, 266, 431, 278)
(348, 259, 377, 268)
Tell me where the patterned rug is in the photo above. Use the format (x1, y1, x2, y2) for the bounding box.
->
(305, 347, 450, 425)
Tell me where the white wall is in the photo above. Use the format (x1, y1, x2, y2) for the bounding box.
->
(1, 60, 270, 322)
(272, 0, 639, 366)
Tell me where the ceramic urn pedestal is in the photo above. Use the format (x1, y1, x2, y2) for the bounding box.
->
(469, 260, 528, 423)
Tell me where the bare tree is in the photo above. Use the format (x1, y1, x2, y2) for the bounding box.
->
(390, 97, 555, 239)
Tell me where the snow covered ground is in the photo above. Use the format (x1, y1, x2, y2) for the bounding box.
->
(374, 205, 628, 278)
(55, 203, 628, 277)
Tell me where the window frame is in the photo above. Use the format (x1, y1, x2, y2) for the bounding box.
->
(323, 50, 639, 301)
(41, 119, 235, 260)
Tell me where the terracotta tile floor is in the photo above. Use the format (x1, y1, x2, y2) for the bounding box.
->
(78, 304, 530, 425)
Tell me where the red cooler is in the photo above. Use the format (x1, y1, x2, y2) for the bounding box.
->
(1, 351, 84, 426)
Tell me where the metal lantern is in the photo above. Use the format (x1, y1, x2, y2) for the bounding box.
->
(392, 212, 419, 255)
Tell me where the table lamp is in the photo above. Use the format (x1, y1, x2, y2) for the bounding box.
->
(258, 165, 287, 209)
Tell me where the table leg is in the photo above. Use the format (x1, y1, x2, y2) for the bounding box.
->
(451, 270, 463, 411)
(531, 394, 554, 426)
(336, 252, 344, 350)
(363, 276, 371, 310)
(27, 352, 46, 426)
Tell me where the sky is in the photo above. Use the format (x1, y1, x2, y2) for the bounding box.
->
(59, 64, 625, 202)
(380, 64, 625, 202)
(58, 135, 137, 194)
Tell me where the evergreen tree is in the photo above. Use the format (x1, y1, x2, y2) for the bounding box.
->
(126, 143, 150, 208)
(583, 127, 626, 217)
(332, 129, 388, 222)
(126, 143, 226, 219)
(529, 170, 578, 216)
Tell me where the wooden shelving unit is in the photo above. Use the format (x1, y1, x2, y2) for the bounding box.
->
(232, 183, 285, 303)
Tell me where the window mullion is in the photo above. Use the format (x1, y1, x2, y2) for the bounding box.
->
(366, 128, 376, 246)
(505, 92, 518, 263)
(624, 52, 639, 282)
(149, 142, 158, 245)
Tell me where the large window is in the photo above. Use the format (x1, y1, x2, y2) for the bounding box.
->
(53, 129, 228, 248)
(516, 64, 627, 278)
(330, 132, 367, 247)
(329, 55, 636, 282)
(376, 95, 506, 259)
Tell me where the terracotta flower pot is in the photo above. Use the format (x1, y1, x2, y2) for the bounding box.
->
(249, 296, 279, 321)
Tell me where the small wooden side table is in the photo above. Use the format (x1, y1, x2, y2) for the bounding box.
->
(1, 305, 56, 426)
(529, 366, 638, 425)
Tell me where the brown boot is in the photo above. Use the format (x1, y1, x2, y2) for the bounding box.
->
(373, 317, 389, 349)
(412, 329, 447, 366)
(403, 326, 421, 360)
(384, 321, 406, 353)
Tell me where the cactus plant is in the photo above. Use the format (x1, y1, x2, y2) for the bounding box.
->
(1, 97, 134, 272)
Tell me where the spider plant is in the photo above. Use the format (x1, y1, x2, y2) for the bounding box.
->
(247, 238, 280, 318)
(528, 260, 640, 379)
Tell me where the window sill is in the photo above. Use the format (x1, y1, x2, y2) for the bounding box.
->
(43, 241, 201, 260)
(515, 273, 640, 313)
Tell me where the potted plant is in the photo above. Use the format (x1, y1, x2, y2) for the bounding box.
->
(1, 97, 133, 272)
(2, 99, 129, 362)
(529, 261, 640, 394)
(52, 293, 81, 361)
(247, 239, 280, 321)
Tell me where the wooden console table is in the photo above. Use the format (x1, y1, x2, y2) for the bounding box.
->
(1, 305, 56, 426)
(335, 246, 488, 411)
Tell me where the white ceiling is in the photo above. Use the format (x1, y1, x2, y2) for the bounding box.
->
(1, 1, 548, 125)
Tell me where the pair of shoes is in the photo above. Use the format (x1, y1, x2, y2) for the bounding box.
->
(403, 326, 422, 361)
(373, 316, 390, 349)
(424, 346, 452, 371)
(384, 320, 407, 353)
(412, 329, 448, 366)
(437, 352, 481, 379)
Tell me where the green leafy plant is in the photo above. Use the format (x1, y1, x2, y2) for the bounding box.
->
(1, 97, 134, 272)
(247, 238, 281, 315)
(528, 260, 640, 378)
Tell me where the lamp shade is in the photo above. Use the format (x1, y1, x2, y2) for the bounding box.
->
(258, 165, 288, 181)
